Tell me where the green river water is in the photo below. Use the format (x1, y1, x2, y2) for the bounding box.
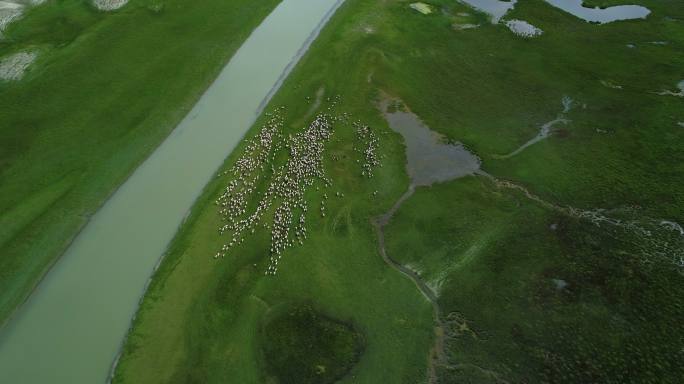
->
(0, 0, 342, 382)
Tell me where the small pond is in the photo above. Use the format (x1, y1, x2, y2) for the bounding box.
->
(380, 97, 481, 186)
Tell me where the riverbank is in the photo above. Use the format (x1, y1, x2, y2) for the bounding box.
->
(0, 1, 358, 382)
(115, 0, 683, 382)
(0, 0, 280, 326)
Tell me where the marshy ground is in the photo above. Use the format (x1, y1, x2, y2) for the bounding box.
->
(114, 0, 683, 382)
(2, 0, 683, 383)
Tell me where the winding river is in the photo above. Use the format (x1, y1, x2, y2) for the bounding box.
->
(0, 0, 343, 382)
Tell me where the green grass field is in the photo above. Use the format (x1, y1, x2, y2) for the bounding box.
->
(0, 0, 280, 324)
(386, 177, 684, 382)
(106, 0, 682, 382)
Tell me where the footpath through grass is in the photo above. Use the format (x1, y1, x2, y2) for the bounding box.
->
(0, 0, 280, 324)
(116, 0, 683, 382)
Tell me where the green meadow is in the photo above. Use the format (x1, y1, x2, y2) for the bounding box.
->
(15, 0, 677, 382)
(387, 177, 684, 382)
(0, 0, 279, 324)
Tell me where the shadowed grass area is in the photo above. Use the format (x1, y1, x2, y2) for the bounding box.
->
(0, 0, 280, 324)
(261, 304, 365, 384)
(115, 0, 683, 382)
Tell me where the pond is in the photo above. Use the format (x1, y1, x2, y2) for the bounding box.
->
(380, 97, 481, 187)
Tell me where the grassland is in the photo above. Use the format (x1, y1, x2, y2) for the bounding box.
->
(0, 0, 280, 324)
(387, 177, 684, 382)
(115, 0, 683, 383)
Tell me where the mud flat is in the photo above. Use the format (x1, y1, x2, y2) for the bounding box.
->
(458, 0, 516, 23)
(0, 1, 24, 36)
(0, 1, 45, 36)
(0, 50, 36, 81)
(92, 0, 127, 11)
(505, 19, 542, 37)
(0, 0, 344, 382)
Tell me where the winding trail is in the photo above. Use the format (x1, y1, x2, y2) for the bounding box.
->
(373, 185, 438, 307)
(372, 183, 447, 383)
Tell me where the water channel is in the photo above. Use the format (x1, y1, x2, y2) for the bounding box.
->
(0, 0, 343, 382)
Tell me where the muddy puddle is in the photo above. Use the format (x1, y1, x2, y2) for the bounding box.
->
(0, 50, 36, 81)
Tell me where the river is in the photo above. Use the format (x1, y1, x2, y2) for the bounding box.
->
(0, 0, 343, 382)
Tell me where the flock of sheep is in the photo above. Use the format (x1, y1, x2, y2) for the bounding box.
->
(215, 107, 335, 275)
(215, 101, 383, 276)
(355, 122, 381, 178)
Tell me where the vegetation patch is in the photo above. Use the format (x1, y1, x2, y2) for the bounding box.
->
(387, 178, 684, 383)
(261, 304, 365, 384)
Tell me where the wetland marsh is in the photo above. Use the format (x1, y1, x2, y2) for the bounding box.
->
(1, 0, 683, 383)
(114, 0, 683, 382)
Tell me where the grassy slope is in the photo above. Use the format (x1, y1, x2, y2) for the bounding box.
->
(117, 0, 683, 383)
(0, 0, 280, 323)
